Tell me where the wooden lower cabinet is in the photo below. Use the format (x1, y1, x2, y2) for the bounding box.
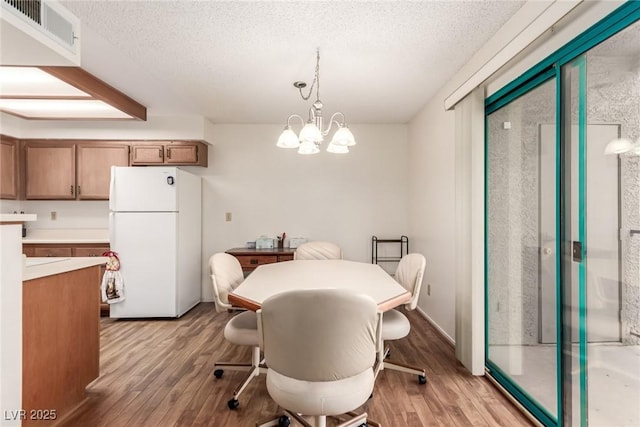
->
(23, 243, 111, 316)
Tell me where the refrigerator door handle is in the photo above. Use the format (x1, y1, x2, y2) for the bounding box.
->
(109, 166, 116, 211)
(109, 212, 115, 248)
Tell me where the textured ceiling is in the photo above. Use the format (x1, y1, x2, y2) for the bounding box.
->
(60, 1, 525, 124)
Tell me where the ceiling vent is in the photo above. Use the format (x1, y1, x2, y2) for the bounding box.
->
(1, 0, 79, 60)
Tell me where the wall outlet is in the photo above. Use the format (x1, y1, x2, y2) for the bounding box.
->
(225, 212, 232, 222)
(427, 284, 431, 296)
(50, 211, 57, 220)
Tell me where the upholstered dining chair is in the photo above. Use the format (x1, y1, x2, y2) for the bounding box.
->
(293, 241, 343, 260)
(209, 253, 267, 410)
(256, 289, 381, 427)
(377, 253, 428, 384)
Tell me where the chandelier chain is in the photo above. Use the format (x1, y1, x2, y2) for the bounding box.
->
(298, 48, 321, 101)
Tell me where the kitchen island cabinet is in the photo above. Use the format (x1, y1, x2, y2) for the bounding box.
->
(23, 242, 111, 316)
(22, 258, 105, 427)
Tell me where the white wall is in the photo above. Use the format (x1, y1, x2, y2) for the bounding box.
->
(407, 92, 456, 341)
(9, 201, 109, 231)
(194, 123, 409, 301)
(0, 113, 215, 142)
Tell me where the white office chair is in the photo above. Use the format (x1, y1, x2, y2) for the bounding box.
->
(209, 253, 267, 410)
(376, 253, 427, 384)
(256, 289, 381, 427)
(293, 241, 343, 260)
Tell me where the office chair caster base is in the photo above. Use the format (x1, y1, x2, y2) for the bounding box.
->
(227, 398, 239, 410)
(213, 369, 224, 379)
(277, 415, 291, 427)
(418, 375, 427, 384)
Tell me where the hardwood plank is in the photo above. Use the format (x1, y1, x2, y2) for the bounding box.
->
(58, 303, 533, 427)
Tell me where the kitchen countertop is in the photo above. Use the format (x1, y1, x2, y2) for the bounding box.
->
(24, 257, 109, 281)
(23, 228, 110, 244)
(0, 213, 37, 223)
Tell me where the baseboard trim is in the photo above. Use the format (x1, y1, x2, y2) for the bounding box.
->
(415, 306, 455, 348)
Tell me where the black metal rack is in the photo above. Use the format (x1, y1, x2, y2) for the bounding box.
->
(371, 235, 408, 267)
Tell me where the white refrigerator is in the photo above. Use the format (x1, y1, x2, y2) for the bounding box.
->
(109, 166, 202, 318)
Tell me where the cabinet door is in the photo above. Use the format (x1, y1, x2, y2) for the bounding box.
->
(74, 246, 109, 257)
(25, 144, 76, 199)
(0, 137, 18, 199)
(77, 144, 129, 200)
(33, 246, 73, 257)
(130, 145, 165, 165)
(166, 144, 198, 164)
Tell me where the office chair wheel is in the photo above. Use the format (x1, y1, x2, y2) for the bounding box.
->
(227, 398, 239, 410)
(277, 415, 291, 427)
(418, 375, 427, 384)
(213, 369, 224, 379)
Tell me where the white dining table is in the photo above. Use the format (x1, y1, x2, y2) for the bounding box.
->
(228, 259, 411, 312)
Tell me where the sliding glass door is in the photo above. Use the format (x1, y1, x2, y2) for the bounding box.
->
(561, 21, 640, 426)
(486, 76, 559, 425)
(485, 7, 640, 426)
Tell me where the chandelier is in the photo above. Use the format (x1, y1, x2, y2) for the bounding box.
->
(276, 48, 356, 154)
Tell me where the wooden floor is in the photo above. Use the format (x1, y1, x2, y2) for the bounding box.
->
(59, 303, 533, 427)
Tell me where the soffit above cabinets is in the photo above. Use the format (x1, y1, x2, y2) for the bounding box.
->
(0, 65, 147, 120)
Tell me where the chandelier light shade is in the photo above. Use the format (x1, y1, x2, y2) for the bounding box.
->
(276, 48, 356, 155)
(276, 126, 300, 148)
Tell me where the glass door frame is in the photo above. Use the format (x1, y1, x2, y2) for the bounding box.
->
(484, 3, 640, 426)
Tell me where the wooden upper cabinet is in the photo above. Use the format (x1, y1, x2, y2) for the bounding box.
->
(25, 143, 76, 200)
(15, 139, 207, 200)
(77, 144, 129, 199)
(130, 144, 165, 165)
(0, 136, 18, 199)
(131, 141, 207, 166)
(166, 144, 197, 164)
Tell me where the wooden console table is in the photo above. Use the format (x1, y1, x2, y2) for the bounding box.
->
(226, 247, 296, 273)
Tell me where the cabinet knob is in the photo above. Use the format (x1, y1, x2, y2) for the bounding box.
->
(70, 185, 74, 195)
(167, 148, 171, 159)
(77, 185, 81, 195)
(158, 148, 163, 158)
